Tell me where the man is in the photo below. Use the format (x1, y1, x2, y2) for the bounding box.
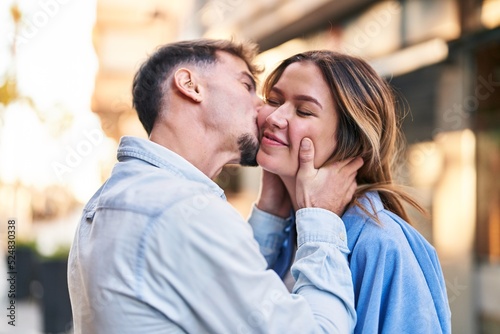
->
(68, 39, 361, 333)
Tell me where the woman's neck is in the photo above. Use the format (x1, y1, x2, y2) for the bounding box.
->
(280, 175, 299, 212)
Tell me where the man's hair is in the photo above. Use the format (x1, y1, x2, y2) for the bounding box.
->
(132, 39, 261, 135)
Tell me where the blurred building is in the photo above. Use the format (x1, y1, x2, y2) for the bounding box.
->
(77, 0, 500, 333)
(91, 0, 202, 141)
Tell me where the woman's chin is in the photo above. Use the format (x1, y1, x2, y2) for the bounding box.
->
(257, 156, 292, 178)
(257, 154, 278, 173)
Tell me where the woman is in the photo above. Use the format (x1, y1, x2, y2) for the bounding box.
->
(252, 51, 451, 333)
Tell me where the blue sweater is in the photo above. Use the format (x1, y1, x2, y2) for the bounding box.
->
(341, 192, 451, 333)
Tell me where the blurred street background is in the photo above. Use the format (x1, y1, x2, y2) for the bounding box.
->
(0, 0, 499, 333)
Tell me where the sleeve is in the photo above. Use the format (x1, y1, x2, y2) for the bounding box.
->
(292, 208, 356, 334)
(144, 195, 356, 334)
(247, 204, 292, 267)
(350, 226, 444, 334)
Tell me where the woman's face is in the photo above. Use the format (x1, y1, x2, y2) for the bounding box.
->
(257, 61, 339, 178)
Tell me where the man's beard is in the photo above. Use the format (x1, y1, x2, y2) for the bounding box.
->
(238, 133, 259, 167)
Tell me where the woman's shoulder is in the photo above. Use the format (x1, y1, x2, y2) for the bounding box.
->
(343, 192, 433, 255)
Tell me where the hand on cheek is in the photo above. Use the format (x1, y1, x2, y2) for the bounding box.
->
(296, 137, 363, 216)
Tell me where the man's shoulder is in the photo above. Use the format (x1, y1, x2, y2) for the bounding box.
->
(90, 164, 223, 218)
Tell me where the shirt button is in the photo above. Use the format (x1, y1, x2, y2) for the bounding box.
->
(339, 232, 346, 241)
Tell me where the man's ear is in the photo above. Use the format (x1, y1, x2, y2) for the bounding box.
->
(173, 68, 203, 103)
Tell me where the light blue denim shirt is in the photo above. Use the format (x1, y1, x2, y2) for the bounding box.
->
(68, 136, 356, 334)
(343, 192, 451, 333)
(262, 192, 451, 334)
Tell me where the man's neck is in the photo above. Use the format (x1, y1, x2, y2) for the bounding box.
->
(150, 119, 236, 180)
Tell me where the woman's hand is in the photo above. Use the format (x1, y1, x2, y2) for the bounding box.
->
(295, 138, 363, 216)
(256, 170, 292, 219)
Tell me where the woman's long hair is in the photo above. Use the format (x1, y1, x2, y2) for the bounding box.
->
(262, 51, 425, 224)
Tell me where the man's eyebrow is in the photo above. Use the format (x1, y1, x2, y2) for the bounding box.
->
(272, 87, 323, 109)
(242, 72, 257, 90)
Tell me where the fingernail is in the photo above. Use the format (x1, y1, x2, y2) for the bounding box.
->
(301, 138, 311, 149)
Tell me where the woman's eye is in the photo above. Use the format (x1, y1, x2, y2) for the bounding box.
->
(266, 99, 280, 106)
(297, 110, 313, 117)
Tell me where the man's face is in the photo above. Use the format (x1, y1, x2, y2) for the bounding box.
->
(202, 52, 261, 166)
(257, 61, 339, 178)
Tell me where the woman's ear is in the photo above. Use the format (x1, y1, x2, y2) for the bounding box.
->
(173, 68, 203, 103)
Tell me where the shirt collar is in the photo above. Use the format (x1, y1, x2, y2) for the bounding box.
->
(116, 136, 226, 199)
(342, 191, 384, 249)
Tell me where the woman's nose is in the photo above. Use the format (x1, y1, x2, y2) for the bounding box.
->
(266, 106, 288, 129)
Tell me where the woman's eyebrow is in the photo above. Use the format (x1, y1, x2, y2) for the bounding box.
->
(272, 86, 323, 109)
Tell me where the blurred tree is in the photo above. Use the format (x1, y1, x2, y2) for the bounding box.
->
(0, 3, 36, 118)
(0, 2, 77, 224)
(0, 1, 71, 133)
(0, 3, 21, 109)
